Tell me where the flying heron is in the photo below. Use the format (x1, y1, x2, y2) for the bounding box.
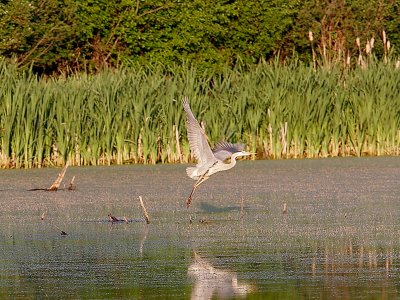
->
(182, 98, 254, 208)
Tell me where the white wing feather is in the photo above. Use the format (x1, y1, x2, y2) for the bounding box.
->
(182, 98, 216, 168)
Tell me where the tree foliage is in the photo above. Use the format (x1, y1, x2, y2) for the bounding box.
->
(0, 0, 77, 73)
(287, 0, 400, 63)
(0, 0, 398, 74)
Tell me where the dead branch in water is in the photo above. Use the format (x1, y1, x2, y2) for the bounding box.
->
(139, 196, 150, 224)
(47, 163, 69, 191)
(68, 176, 76, 191)
(28, 163, 70, 191)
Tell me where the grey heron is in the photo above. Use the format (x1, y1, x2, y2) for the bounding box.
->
(182, 98, 254, 208)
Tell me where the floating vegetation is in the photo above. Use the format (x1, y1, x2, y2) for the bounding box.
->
(0, 58, 399, 169)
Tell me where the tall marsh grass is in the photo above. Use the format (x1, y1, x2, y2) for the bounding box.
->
(0, 58, 399, 168)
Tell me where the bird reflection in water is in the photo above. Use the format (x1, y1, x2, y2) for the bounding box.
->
(188, 252, 254, 299)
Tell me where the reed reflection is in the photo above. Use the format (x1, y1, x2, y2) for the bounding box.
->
(304, 241, 398, 298)
(310, 242, 395, 277)
(188, 252, 254, 299)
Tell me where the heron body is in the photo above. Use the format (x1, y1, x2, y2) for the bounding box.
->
(182, 98, 253, 208)
(186, 150, 247, 180)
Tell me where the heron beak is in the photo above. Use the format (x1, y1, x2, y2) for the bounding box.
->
(244, 151, 256, 156)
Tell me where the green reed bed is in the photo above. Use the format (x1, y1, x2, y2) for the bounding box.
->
(0, 59, 399, 168)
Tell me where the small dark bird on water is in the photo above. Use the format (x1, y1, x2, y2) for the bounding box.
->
(108, 213, 120, 222)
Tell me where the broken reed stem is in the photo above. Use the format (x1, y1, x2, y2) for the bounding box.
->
(139, 196, 150, 224)
(282, 202, 288, 214)
(68, 175, 76, 190)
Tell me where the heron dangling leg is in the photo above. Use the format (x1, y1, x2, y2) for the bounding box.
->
(186, 175, 209, 208)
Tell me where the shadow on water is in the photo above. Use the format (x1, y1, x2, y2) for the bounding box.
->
(199, 202, 238, 213)
(0, 157, 399, 298)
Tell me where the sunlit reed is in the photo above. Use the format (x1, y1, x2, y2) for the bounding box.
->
(0, 58, 399, 168)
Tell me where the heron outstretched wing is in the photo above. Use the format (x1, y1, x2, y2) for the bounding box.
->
(213, 142, 245, 161)
(182, 98, 216, 166)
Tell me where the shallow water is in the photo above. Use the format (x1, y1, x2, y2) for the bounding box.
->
(0, 157, 399, 299)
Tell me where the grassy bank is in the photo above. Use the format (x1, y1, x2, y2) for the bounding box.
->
(0, 59, 399, 168)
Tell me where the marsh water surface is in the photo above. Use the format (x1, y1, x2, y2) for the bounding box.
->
(0, 157, 399, 299)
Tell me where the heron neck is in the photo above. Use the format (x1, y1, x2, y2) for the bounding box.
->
(220, 153, 239, 170)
